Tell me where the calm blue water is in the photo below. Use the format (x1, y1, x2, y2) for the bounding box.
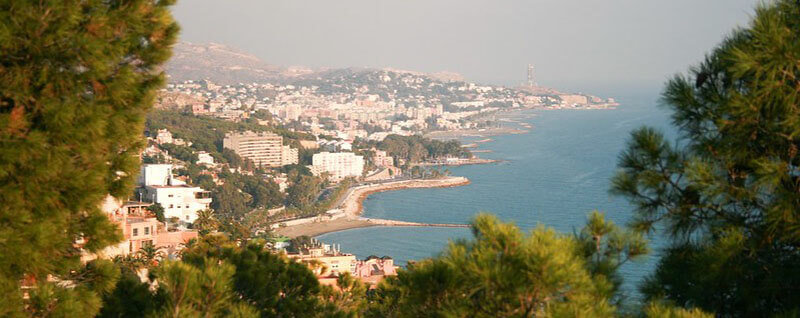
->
(319, 90, 673, 297)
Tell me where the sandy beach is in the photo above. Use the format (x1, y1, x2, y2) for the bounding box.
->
(273, 176, 470, 237)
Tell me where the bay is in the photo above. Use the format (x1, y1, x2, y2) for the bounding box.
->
(318, 89, 674, 296)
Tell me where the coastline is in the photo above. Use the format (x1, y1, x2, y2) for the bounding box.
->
(273, 176, 470, 237)
(274, 110, 533, 238)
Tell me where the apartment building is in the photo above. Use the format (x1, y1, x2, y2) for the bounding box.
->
(310, 152, 364, 181)
(281, 145, 299, 166)
(223, 131, 298, 167)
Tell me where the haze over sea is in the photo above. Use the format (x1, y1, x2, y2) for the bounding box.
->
(319, 88, 674, 295)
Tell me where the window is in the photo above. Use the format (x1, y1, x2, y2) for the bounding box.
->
(169, 204, 173, 208)
(144, 227, 150, 235)
(185, 215, 190, 220)
(132, 228, 138, 236)
(168, 194, 173, 198)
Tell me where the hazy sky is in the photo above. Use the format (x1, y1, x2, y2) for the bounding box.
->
(172, 0, 756, 92)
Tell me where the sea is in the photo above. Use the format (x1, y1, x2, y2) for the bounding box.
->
(318, 88, 675, 298)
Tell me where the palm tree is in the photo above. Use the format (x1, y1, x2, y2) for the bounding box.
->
(136, 244, 165, 267)
(193, 209, 219, 236)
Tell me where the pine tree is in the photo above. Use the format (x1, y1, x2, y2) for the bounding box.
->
(367, 213, 624, 317)
(612, 0, 800, 315)
(0, 0, 177, 315)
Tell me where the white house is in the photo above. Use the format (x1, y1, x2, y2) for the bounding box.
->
(137, 164, 212, 223)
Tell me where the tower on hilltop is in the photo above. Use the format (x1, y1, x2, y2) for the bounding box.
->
(527, 64, 536, 87)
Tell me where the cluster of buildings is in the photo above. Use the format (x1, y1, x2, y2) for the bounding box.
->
(281, 238, 397, 287)
(81, 196, 199, 263)
(155, 69, 601, 141)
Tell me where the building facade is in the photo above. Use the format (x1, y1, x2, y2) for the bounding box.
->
(140, 185, 211, 223)
(223, 131, 298, 167)
(281, 145, 299, 166)
(82, 197, 198, 263)
(310, 152, 364, 181)
(138, 164, 212, 223)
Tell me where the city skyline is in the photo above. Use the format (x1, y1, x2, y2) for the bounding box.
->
(172, 0, 756, 92)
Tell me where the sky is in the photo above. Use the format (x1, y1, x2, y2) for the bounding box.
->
(172, 0, 757, 93)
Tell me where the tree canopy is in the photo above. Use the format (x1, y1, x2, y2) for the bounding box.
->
(0, 0, 177, 315)
(612, 1, 800, 315)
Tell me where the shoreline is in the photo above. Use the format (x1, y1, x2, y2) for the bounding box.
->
(273, 176, 471, 237)
(346, 177, 471, 216)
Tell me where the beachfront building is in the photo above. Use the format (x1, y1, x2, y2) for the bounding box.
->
(223, 131, 299, 167)
(287, 244, 357, 277)
(309, 152, 364, 181)
(354, 256, 398, 285)
(137, 164, 212, 223)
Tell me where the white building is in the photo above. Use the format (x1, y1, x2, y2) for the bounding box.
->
(281, 145, 299, 166)
(140, 185, 212, 223)
(138, 164, 176, 186)
(196, 151, 215, 166)
(137, 164, 212, 223)
(155, 129, 173, 144)
(310, 152, 364, 181)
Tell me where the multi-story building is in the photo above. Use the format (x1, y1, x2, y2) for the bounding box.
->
(287, 244, 357, 277)
(223, 131, 298, 167)
(310, 152, 364, 181)
(137, 164, 212, 223)
(281, 145, 299, 166)
(82, 196, 198, 263)
(140, 185, 212, 223)
(373, 150, 394, 167)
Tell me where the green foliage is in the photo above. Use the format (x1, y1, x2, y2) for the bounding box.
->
(576, 211, 649, 305)
(321, 272, 368, 315)
(642, 301, 713, 318)
(212, 182, 252, 221)
(143, 152, 168, 164)
(375, 134, 471, 166)
(180, 237, 349, 317)
(147, 202, 167, 223)
(0, 0, 177, 315)
(99, 268, 166, 318)
(153, 260, 258, 317)
(367, 214, 617, 317)
(287, 174, 324, 211)
(193, 209, 220, 236)
(612, 1, 800, 316)
(159, 143, 199, 163)
(146, 109, 315, 163)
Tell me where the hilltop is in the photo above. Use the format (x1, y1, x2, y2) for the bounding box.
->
(165, 42, 314, 84)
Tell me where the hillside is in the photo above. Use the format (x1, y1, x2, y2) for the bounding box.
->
(166, 42, 309, 84)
